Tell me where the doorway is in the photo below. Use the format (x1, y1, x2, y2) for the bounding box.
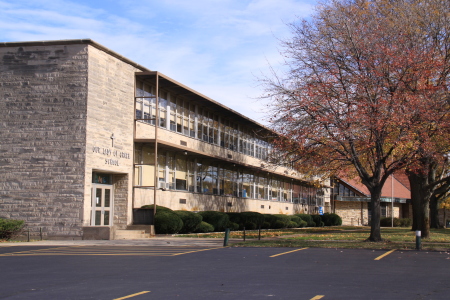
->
(91, 184, 113, 226)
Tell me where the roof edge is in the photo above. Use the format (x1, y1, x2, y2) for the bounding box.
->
(0, 39, 151, 73)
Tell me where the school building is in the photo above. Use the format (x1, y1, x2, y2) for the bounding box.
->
(0, 39, 330, 239)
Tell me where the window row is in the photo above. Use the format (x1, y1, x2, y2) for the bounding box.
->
(135, 81, 271, 160)
(134, 146, 324, 206)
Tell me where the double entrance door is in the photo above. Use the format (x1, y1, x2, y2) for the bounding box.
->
(91, 184, 113, 226)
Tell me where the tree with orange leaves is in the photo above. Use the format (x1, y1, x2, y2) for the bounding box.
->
(262, 0, 450, 241)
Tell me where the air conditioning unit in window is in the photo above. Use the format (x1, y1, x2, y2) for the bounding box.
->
(158, 182, 166, 189)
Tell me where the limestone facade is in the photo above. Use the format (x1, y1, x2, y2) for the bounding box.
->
(0, 39, 330, 240)
(0, 43, 89, 238)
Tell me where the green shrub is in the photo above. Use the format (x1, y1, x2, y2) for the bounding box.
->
(321, 213, 342, 226)
(227, 221, 240, 231)
(0, 219, 25, 240)
(194, 221, 214, 233)
(380, 217, 391, 227)
(287, 221, 298, 228)
(380, 217, 412, 227)
(290, 216, 307, 228)
(261, 221, 271, 229)
(273, 214, 291, 228)
(141, 204, 173, 212)
(198, 211, 229, 232)
(174, 211, 202, 233)
(273, 220, 286, 229)
(243, 221, 257, 230)
(240, 212, 265, 228)
(154, 210, 183, 234)
(311, 215, 324, 227)
(226, 213, 242, 226)
(380, 217, 402, 227)
(399, 218, 412, 227)
(296, 214, 315, 227)
(263, 214, 278, 228)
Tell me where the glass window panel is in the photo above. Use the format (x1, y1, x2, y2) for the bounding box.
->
(92, 173, 112, 184)
(95, 211, 101, 225)
(202, 165, 216, 194)
(143, 84, 153, 97)
(136, 98, 143, 119)
(176, 157, 187, 190)
(189, 120, 195, 138)
(183, 117, 189, 135)
(170, 99, 177, 110)
(196, 161, 203, 193)
(104, 189, 111, 207)
(177, 115, 183, 133)
(95, 188, 102, 207)
(170, 112, 176, 131)
(187, 160, 195, 192)
(158, 154, 166, 182)
(104, 211, 110, 226)
(136, 80, 144, 97)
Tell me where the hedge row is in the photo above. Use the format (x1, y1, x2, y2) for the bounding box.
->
(141, 205, 342, 234)
(380, 217, 412, 227)
(0, 219, 25, 240)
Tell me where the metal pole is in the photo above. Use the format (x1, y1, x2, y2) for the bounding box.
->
(391, 173, 394, 227)
(258, 224, 261, 240)
(223, 228, 230, 246)
(243, 226, 246, 242)
(153, 74, 159, 224)
(415, 230, 421, 250)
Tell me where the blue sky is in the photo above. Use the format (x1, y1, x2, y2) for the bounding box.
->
(0, 0, 317, 124)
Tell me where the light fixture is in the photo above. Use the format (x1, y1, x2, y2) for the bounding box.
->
(184, 150, 188, 155)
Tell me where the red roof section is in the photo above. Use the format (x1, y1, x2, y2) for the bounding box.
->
(340, 175, 410, 199)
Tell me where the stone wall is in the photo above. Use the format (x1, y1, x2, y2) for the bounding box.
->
(82, 45, 138, 229)
(335, 201, 369, 226)
(134, 187, 309, 215)
(113, 174, 129, 229)
(0, 44, 89, 238)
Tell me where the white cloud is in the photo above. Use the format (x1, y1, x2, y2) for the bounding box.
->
(0, 0, 316, 124)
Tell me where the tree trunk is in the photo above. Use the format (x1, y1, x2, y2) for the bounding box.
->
(429, 194, 442, 229)
(407, 171, 431, 238)
(368, 187, 383, 242)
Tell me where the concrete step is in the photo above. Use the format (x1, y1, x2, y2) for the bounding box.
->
(126, 225, 154, 234)
(114, 229, 150, 239)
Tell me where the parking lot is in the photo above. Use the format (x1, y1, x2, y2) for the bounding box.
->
(0, 242, 449, 299)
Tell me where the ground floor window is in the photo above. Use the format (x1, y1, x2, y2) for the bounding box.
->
(133, 145, 324, 203)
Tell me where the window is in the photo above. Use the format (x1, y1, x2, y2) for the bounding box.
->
(175, 156, 187, 190)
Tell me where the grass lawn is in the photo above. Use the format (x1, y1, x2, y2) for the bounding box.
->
(178, 227, 450, 251)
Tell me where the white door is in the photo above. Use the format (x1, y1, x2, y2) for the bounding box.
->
(91, 184, 113, 226)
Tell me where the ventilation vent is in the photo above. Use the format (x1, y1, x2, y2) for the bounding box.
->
(227, 154, 232, 159)
(261, 205, 264, 209)
(180, 140, 187, 146)
(179, 199, 186, 204)
(227, 202, 232, 207)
